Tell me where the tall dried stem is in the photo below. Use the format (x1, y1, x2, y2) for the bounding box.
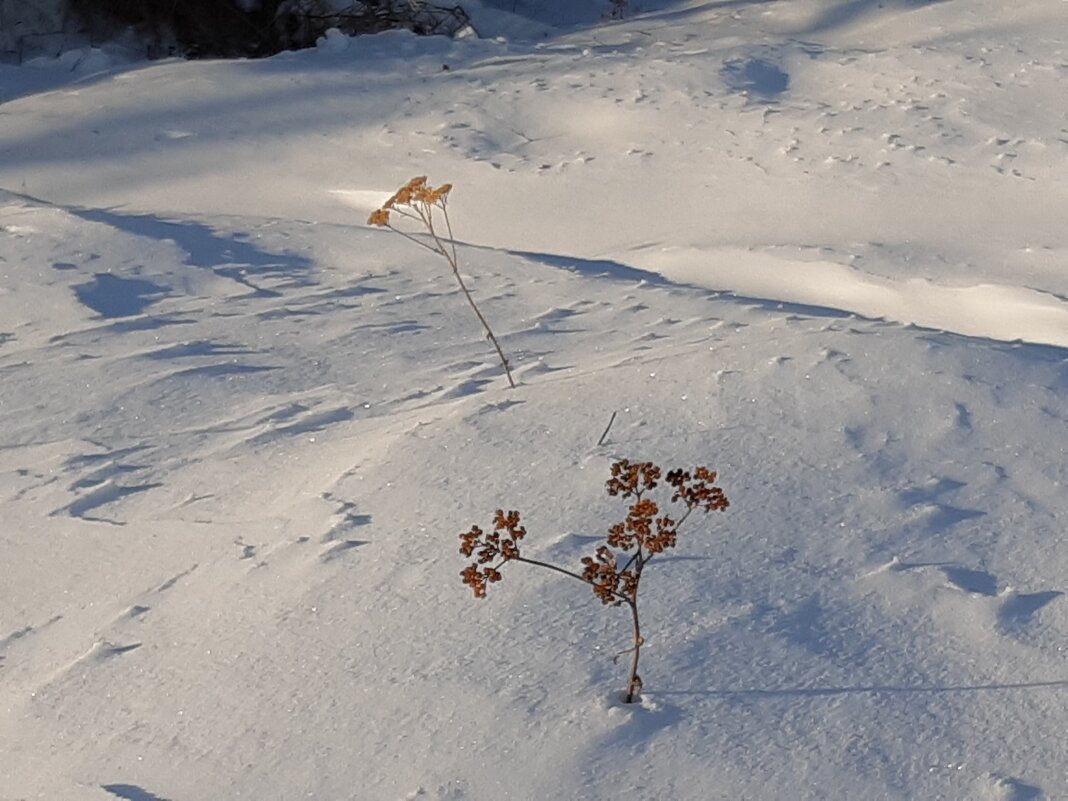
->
(369, 177, 516, 389)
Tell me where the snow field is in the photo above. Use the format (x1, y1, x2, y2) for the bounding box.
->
(1, 0, 1066, 798)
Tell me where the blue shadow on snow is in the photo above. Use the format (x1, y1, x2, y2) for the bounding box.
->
(722, 56, 789, 101)
(657, 679, 1068, 699)
(70, 206, 315, 298)
(102, 785, 173, 801)
(74, 273, 168, 318)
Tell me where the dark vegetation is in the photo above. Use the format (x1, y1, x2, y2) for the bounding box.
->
(6, 1, 472, 61)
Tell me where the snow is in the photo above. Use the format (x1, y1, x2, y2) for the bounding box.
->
(1, 1, 1066, 799)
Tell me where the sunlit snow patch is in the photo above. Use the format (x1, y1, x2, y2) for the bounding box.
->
(623, 246, 1068, 348)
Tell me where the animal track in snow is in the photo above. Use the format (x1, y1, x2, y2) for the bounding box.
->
(157, 564, 199, 592)
(870, 560, 1063, 635)
(102, 783, 174, 801)
(244, 405, 355, 447)
(48, 449, 160, 525)
(55, 479, 163, 524)
(321, 492, 373, 540)
(0, 615, 63, 652)
(979, 774, 1045, 801)
(35, 639, 145, 691)
(996, 590, 1063, 630)
(940, 566, 998, 596)
(320, 539, 369, 562)
(895, 476, 986, 533)
(89, 641, 143, 659)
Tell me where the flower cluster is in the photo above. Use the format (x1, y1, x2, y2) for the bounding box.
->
(367, 175, 453, 228)
(581, 545, 640, 604)
(459, 460, 729, 604)
(605, 458, 662, 499)
(605, 498, 678, 555)
(667, 467, 730, 513)
(459, 509, 526, 598)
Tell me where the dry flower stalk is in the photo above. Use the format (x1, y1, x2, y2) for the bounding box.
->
(369, 177, 516, 388)
(460, 458, 729, 703)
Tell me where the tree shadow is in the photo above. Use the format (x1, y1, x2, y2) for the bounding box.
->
(656, 679, 1068, 699)
(510, 248, 670, 285)
(70, 206, 314, 286)
(0, 57, 161, 105)
(793, 0, 950, 35)
(509, 247, 861, 321)
(511, 248, 1068, 356)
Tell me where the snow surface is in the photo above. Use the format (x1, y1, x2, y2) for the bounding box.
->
(1, 1, 1066, 799)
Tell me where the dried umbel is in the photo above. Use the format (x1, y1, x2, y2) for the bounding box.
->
(459, 459, 729, 702)
(369, 177, 515, 388)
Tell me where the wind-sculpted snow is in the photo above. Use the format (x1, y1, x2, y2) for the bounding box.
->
(623, 245, 1068, 348)
(1, 1, 1066, 799)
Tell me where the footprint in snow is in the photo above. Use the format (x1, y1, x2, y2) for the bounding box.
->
(870, 561, 1062, 632)
(895, 476, 986, 533)
(439, 377, 491, 399)
(936, 565, 1062, 627)
(996, 590, 1062, 630)
(940, 566, 998, 596)
(320, 539, 369, 562)
(979, 774, 1044, 801)
(102, 784, 173, 801)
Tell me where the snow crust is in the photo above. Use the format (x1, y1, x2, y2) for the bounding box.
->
(1, 1, 1066, 799)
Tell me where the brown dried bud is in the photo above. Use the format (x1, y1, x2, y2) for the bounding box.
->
(461, 563, 488, 598)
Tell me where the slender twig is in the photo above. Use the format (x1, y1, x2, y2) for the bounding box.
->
(597, 411, 618, 446)
(511, 556, 629, 604)
(511, 556, 591, 586)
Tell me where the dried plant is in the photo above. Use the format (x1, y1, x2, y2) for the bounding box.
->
(606, 0, 629, 21)
(460, 459, 729, 702)
(369, 176, 516, 388)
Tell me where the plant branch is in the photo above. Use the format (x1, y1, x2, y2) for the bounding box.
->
(597, 410, 617, 446)
(441, 198, 461, 270)
(386, 226, 443, 257)
(514, 555, 630, 605)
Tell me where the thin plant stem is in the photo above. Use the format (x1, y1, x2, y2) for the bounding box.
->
(625, 597, 643, 702)
(437, 205, 516, 389)
(597, 410, 617, 447)
(371, 179, 516, 389)
(518, 549, 645, 701)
